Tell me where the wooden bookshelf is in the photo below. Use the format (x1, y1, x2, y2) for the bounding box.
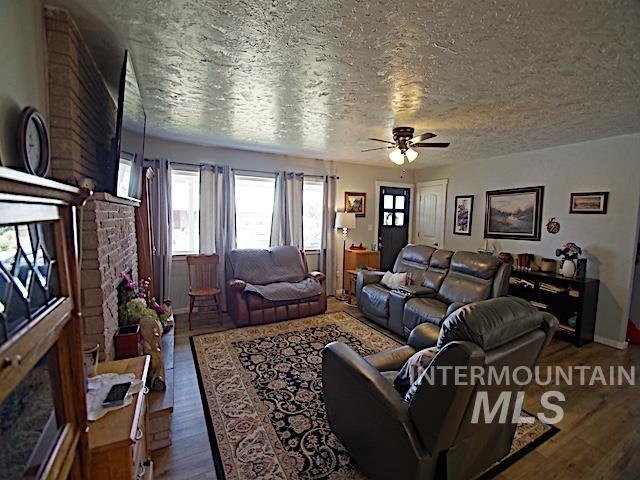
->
(508, 269, 599, 346)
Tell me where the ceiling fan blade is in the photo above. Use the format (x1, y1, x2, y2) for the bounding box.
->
(361, 146, 392, 152)
(410, 132, 437, 143)
(413, 142, 450, 148)
(367, 137, 396, 145)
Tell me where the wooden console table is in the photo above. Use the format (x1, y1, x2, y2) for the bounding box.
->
(89, 356, 152, 479)
(508, 269, 599, 346)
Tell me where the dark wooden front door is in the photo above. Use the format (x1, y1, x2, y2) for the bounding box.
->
(378, 186, 410, 271)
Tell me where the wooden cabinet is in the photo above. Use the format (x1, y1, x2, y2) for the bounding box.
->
(0, 167, 91, 479)
(89, 356, 152, 480)
(344, 250, 381, 301)
(344, 249, 380, 273)
(508, 269, 599, 347)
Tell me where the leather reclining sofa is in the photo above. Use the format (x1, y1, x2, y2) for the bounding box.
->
(356, 245, 511, 337)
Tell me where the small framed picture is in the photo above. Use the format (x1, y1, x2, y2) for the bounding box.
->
(454, 195, 474, 235)
(570, 192, 609, 214)
(345, 192, 366, 217)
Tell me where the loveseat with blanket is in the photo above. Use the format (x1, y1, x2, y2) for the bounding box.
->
(226, 246, 326, 327)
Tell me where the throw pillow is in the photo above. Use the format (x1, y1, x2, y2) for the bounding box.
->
(380, 271, 409, 290)
(393, 347, 438, 396)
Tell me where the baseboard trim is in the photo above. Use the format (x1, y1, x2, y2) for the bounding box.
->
(594, 335, 628, 350)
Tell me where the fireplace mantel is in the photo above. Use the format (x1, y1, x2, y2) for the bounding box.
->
(91, 191, 141, 208)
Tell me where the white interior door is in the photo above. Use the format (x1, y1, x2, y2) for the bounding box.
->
(415, 180, 448, 248)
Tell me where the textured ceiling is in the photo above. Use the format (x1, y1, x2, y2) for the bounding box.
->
(51, 0, 640, 167)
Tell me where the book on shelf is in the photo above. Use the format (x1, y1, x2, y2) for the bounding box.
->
(529, 300, 548, 310)
(510, 277, 535, 289)
(539, 282, 567, 294)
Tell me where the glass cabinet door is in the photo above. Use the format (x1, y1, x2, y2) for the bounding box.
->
(0, 223, 60, 347)
(0, 347, 63, 479)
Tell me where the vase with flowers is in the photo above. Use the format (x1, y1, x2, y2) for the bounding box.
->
(555, 242, 582, 278)
(118, 273, 173, 332)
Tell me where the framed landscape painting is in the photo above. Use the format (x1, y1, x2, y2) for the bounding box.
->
(484, 186, 544, 241)
(345, 192, 366, 217)
(454, 195, 474, 235)
(570, 192, 608, 214)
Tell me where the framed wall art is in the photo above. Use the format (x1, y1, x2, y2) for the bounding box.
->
(570, 192, 608, 214)
(453, 195, 474, 235)
(484, 186, 544, 241)
(344, 192, 366, 217)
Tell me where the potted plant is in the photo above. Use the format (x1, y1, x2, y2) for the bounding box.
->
(114, 273, 173, 358)
(555, 242, 582, 278)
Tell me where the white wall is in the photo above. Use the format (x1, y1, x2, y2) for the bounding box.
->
(140, 135, 414, 310)
(0, 0, 47, 168)
(414, 134, 640, 346)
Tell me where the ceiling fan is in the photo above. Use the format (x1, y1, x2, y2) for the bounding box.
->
(362, 126, 450, 165)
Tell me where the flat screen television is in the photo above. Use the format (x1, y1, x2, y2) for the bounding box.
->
(111, 50, 146, 199)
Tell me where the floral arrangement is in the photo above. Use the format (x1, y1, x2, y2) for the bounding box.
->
(118, 273, 172, 330)
(555, 242, 582, 260)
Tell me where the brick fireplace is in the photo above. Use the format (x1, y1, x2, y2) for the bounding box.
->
(45, 7, 139, 359)
(81, 195, 139, 359)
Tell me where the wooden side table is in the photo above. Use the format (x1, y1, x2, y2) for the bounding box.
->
(346, 269, 359, 304)
(89, 355, 153, 479)
(344, 249, 381, 272)
(344, 249, 380, 304)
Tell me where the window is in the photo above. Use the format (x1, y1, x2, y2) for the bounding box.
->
(382, 192, 407, 227)
(116, 154, 133, 197)
(171, 169, 200, 254)
(234, 174, 276, 249)
(303, 179, 324, 251)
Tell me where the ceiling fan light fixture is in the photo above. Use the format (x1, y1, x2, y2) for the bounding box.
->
(405, 148, 418, 163)
(389, 148, 405, 165)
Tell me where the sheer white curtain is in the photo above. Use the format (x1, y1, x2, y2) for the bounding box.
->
(200, 166, 216, 254)
(200, 164, 235, 309)
(270, 171, 304, 248)
(320, 175, 338, 296)
(145, 158, 172, 300)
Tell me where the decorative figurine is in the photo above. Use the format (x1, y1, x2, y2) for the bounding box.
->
(140, 316, 166, 391)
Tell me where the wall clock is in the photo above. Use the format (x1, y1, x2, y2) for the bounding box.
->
(16, 107, 51, 177)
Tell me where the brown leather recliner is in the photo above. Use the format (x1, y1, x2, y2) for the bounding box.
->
(323, 297, 558, 480)
(226, 249, 327, 327)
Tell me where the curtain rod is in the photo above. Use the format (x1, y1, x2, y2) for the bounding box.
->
(231, 168, 338, 180)
(163, 161, 339, 179)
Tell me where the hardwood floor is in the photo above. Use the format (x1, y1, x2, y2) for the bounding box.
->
(152, 299, 640, 479)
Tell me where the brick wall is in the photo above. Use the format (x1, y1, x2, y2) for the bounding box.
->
(82, 195, 139, 360)
(44, 8, 139, 360)
(45, 7, 115, 189)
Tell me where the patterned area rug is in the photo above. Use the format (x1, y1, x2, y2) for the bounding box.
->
(191, 311, 558, 480)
